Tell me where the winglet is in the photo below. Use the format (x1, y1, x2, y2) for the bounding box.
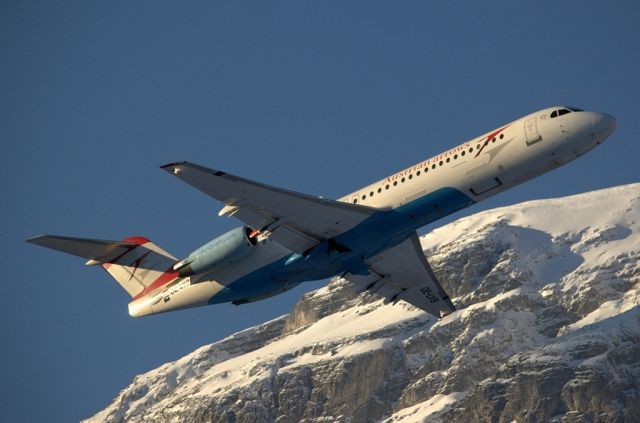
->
(160, 161, 187, 169)
(160, 162, 188, 175)
(161, 161, 227, 177)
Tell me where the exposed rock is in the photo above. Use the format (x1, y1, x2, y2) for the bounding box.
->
(87, 183, 640, 423)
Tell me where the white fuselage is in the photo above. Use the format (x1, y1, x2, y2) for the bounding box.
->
(340, 107, 614, 208)
(129, 106, 616, 316)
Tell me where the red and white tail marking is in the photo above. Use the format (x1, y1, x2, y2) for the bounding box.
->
(101, 237, 179, 298)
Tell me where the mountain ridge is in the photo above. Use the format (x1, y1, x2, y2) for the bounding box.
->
(88, 183, 640, 423)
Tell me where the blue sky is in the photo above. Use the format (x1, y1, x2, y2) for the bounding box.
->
(2, 1, 638, 421)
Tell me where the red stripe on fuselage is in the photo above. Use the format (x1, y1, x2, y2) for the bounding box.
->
(132, 268, 179, 301)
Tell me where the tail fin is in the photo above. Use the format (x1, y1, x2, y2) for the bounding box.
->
(26, 235, 179, 298)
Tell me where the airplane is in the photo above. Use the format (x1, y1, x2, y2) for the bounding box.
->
(27, 106, 617, 319)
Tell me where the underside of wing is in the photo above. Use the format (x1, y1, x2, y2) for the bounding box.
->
(345, 232, 455, 318)
(26, 235, 138, 263)
(161, 161, 377, 253)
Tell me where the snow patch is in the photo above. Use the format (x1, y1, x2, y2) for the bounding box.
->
(562, 295, 638, 334)
(86, 183, 640, 423)
(384, 391, 467, 422)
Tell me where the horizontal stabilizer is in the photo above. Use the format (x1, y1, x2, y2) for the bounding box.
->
(26, 235, 179, 298)
(26, 235, 138, 263)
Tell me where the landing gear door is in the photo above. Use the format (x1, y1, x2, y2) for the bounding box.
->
(525, 118, 542, 145)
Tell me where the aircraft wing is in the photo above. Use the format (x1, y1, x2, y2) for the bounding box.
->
(161, 161, 377, 254)
(345, 232, 456, 318)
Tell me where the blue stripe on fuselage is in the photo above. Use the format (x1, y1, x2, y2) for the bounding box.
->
(335, 186, 475, 257)
(208, 187, 474, 304)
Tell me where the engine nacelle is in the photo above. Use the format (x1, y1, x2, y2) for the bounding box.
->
(173, 226, 257, 276)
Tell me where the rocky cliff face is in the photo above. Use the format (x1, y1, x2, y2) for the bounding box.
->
(87, 184, 640, 423)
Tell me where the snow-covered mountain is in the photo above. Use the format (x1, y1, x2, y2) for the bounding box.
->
(87, 184, 640, 423)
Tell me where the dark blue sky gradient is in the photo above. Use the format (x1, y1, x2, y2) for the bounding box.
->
(2, 2, 639, 421)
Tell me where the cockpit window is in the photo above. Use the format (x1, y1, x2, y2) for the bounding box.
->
(551, 107, 580, 118)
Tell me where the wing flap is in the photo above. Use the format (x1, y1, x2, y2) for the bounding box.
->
(270, 225, 320, 253)
(228, 205, 275, 230)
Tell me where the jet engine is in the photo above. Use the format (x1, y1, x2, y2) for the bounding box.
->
(173, 226, 258, 276)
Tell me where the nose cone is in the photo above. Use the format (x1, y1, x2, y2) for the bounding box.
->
(593, 112, 617, 139)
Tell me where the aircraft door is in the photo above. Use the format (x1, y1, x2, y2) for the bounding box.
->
(524, 118, 542, 145)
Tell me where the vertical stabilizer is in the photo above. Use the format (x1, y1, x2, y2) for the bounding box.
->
(100, 237, 179, 298)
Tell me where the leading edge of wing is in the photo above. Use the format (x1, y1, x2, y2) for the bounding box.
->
(160, 161, 378, 214)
